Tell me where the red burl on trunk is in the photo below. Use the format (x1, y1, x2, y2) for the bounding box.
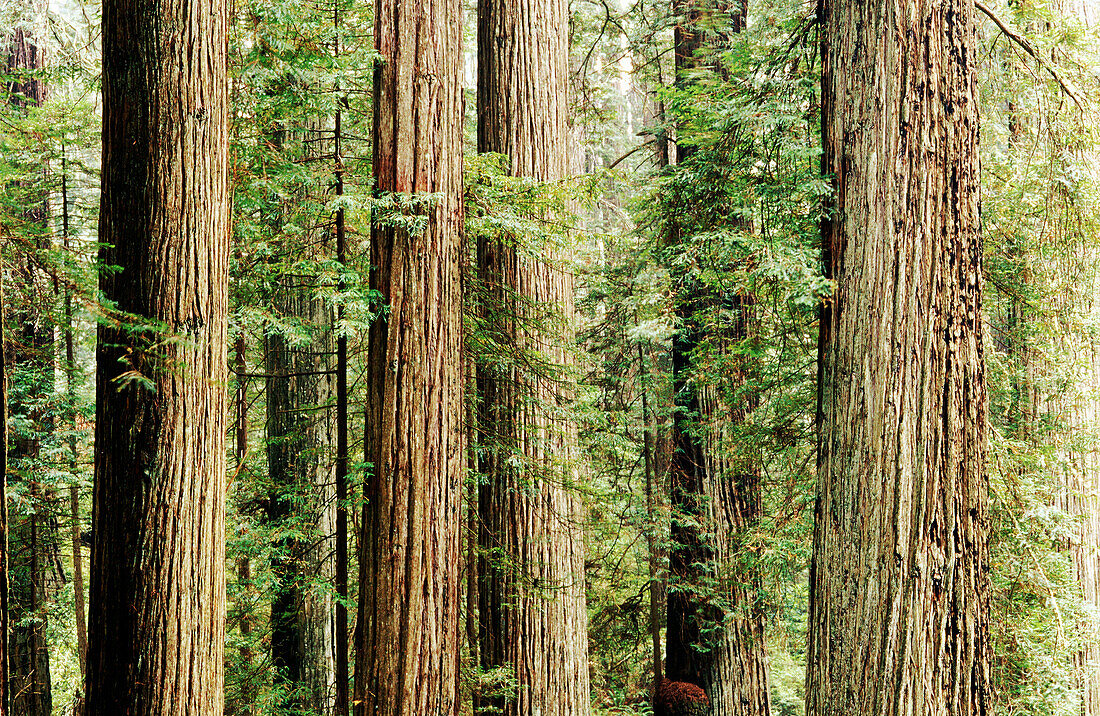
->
(655, 677, 710, 716)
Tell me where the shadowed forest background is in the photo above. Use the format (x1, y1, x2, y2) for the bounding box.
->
(3, 0, 1100, 713)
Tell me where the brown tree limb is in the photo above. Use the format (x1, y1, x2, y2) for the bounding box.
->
(975, 0, 1086, 108)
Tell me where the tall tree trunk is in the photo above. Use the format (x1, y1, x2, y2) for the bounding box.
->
(265, 276, 337, 716)
(1043, 5, 1100, 712)
(804, 0, 990, 712)
(333, 13, 350, 710)
(474, 0, 591, 713)
(62, 142, 88, 711)
(352, 0, 464, 709)
(86, 0, 229, 710)
(8, 289, 55, 716)
(663, 2, 769, 713)
(6, 10, 54, 712)
(233, 336, 255, 716)
(665, 300, 769, 716)
(0, 259, 10, 716)
(1064, 336, 1100, 715)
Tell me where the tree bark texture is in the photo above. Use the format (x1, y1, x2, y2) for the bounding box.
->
(87, 0, 229, 711)
(475, 0, 591, 714)
(805, 0, 991, 713)
(265, 276, 337, 716)
(353, 0, 464, 710)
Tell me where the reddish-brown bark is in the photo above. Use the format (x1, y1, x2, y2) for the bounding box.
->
(86, 0, 229, 712)
(352, 0, 465, 710)
(805, 0, 991, 712)
(475, 0, 591, 712)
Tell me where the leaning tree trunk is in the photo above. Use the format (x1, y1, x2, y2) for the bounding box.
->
(352, 0, 464, 710)
(805, 0, 991, 713)
(265, 276, 337, 716)
(85, 0, 229, 711)
(474, 0, 591, 712)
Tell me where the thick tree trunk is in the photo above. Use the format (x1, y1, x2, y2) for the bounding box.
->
(352, 0, 464, 710)
(265, 276, 337, 716)
(805, 0, 990, 713)
(86, 0, 229, 711)
(475, 0, 591, 714)
(665, 300, 769, 716)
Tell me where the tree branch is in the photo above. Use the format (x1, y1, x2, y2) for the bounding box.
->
(975, 0, 1085, 108)
(607, 138, 657, 170)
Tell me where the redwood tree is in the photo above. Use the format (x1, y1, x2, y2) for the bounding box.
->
(352, 0, 464, 709)
(474, 0, 591, 712)
(805, 0, 991, 711)
(264, 277, 336, 716)
(0, 256, 9, 716)
(662, 1, 771, 712)
(6, 9, 55, 712)
(85, 0, 229, 711)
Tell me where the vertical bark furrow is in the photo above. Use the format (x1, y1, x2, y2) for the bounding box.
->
(87, 0, 229, 712)
(805, 0, 989, 712)
(354, 0, 464, 711)
(475, 0, 591, 711)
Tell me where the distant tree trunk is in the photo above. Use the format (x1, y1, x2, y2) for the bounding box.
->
(804, 0, 990, 712)
(85, 0, 229, 711)
(352, 0, 464, 709)
(474, 0, 591, 713)
(232, 336, 255, 716)
(465, 360, 479, 701)
(1063, 339, 1100, 715)
(62, 144, 88, 710)
(665, 298, 769, 716)
(0, 261, 10, 716)
(663, 1, 769, 713)
(6, 12, 54, 713)
(265, 276, 337, 716)
(1044, 5, 1100, 712)
(333, 14, 350, 710)
(7, 284, 55, 716)
(639, 345, 664, 710)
